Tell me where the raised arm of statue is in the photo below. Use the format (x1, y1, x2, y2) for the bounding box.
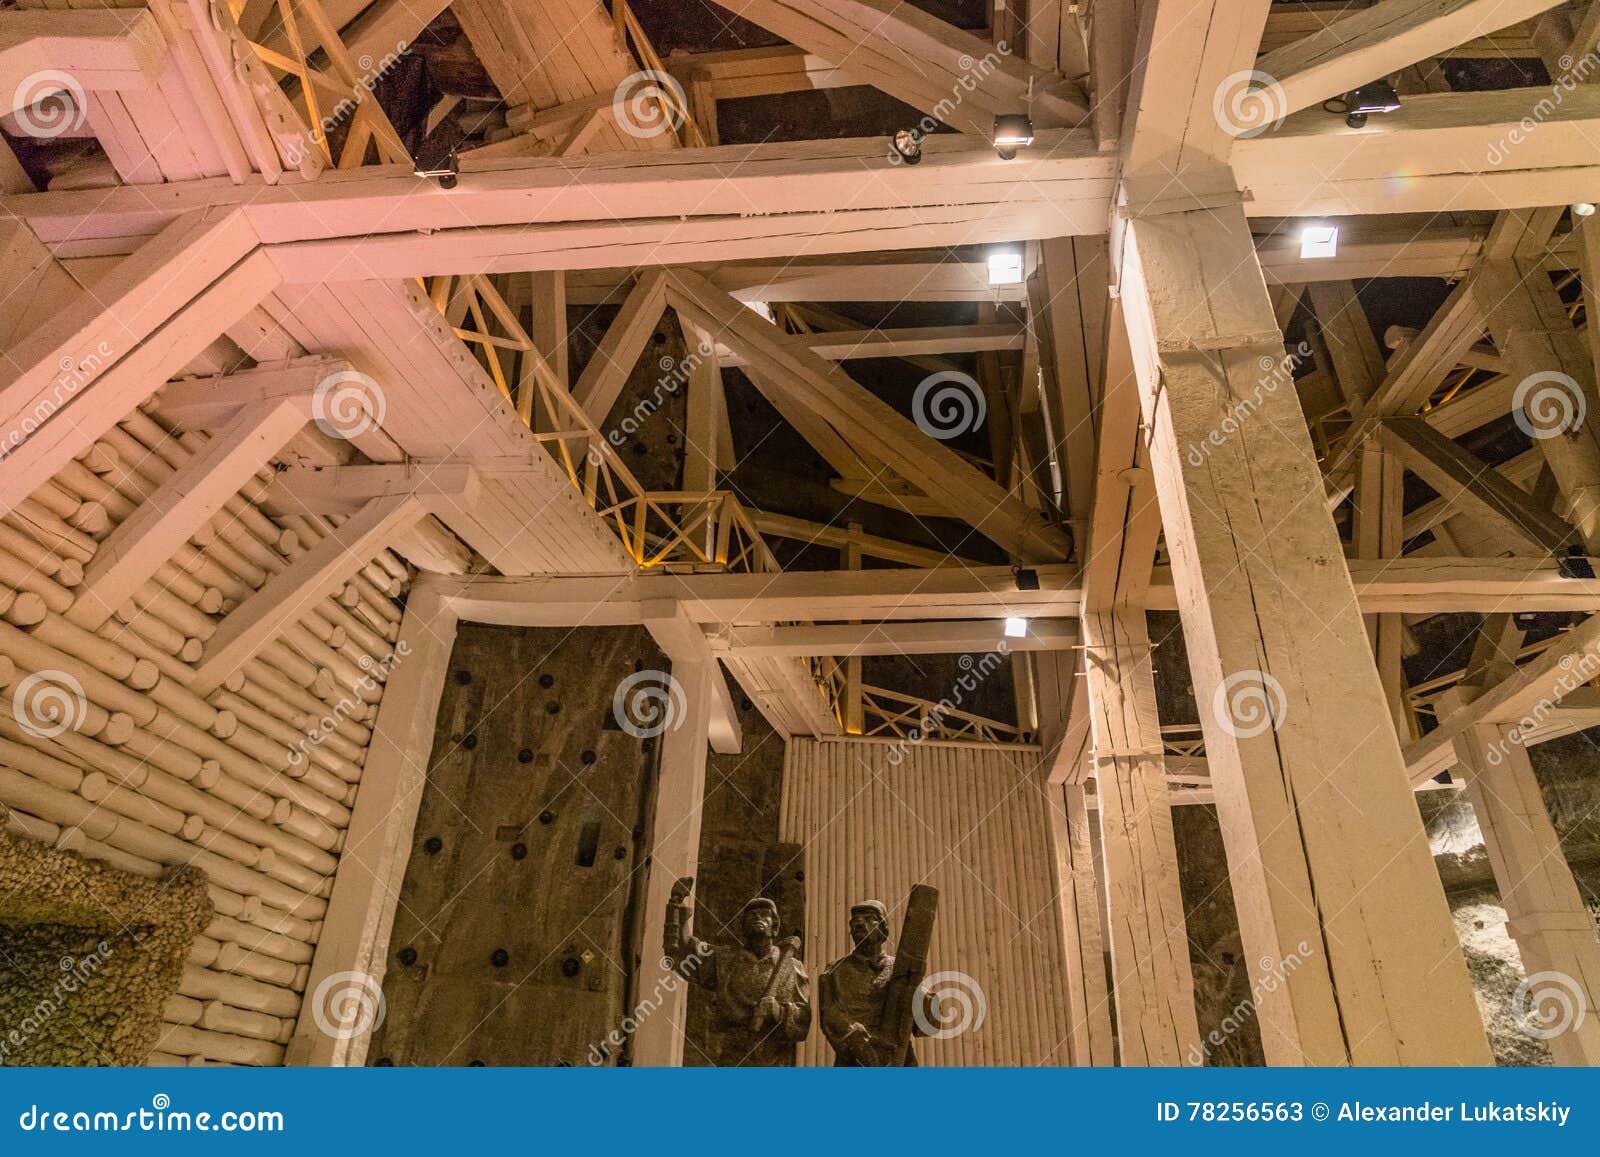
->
(663, 876, 714, 982)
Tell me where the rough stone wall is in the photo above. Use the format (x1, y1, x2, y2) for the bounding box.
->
(0, 830, 212, 1066)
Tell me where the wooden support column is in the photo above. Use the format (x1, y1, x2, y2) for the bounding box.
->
(1082, 609, 1200, 1064)
(630, 654, 715, 1066)
(1115, 203, 1491, 1065)
(287, 588, 458, 1065)
(1046, 780, 1115, 1065)
(1478, 258, 1600, 551)
(1354, 440, 1412, 737)
(1443, 690, 1600, 1064)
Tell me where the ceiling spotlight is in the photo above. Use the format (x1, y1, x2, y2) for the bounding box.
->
(993, 113, 1034, 160)
(1341, 79, 1400, 128)
(1299, 223, 1340, 260)
(1004, 616, 1028, 639)
(413, 138, 460, 189)
(1575, 202, 1597, 218)
(892, 128, 923, 165)
(988, 245, 1025, 286)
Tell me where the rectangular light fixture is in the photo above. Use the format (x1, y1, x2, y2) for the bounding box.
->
(1299, 223, 1339, 259)
(1004, 616, 1028, 639)
(992, 113, 1034, 151)
(988, 247, 1024, 286)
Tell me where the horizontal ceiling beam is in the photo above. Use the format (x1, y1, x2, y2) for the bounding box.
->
(421, 555, 1600, 628)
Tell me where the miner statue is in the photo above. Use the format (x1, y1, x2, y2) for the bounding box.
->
(662, 876, 811, 1065)
(819, 886, 940, 1066)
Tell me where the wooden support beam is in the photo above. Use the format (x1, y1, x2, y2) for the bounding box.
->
(1404, 611, 1600, 783)
(1081, 610, 1201, 1064)
(1233, 85, 1600, 217)
(1119, 0, 1273, 206)
(1256, 0, 1569, 117)
(571, 270, 670, 423)
(422, 554, 1600, 630)
(744, 509, 979, 569)
(630, 654, 715, 1065)
(708, 0, 1088, 135)
(1116, 202, 1490, 1064)
(0, 9, 167, 108)
(1477, 258, 1600, 551)
(1046, 781, 1115, 1065)
(1443, 689, 1600, 1064)
(1378, 416, 1576, 554)
(708, 618, 1079, 657)
(665, 269, 1070, 562)
(286, 589, 457, 1065)
(69, 393, 313, 631)
(642, 604, 743, 757)
(193, 493, 427, 694)
(0, 210, 268, 515)
(717, 323, 1024, 366)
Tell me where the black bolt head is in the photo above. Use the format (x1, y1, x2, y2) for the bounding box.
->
(517, 748, 533, 763)
(538, 810, 556, 825)
(397, 946, 417, 966)
(455, 670, 472, 685)
(580, 749, 597, 765)
(560, 956, 581, 978)
(490, 948, 509, 967)
(511, 842, 528, 861)
(538, 673, 554, 689)
(423, 836, 443, 855)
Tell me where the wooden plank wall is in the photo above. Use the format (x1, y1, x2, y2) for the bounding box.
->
(779, 737, 1073, 1065)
